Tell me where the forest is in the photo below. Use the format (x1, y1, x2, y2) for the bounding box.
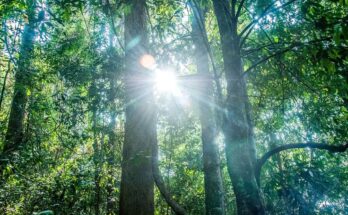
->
(0, 0, 347, 214)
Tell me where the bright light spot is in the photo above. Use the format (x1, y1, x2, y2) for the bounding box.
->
(140, 54, 156, 69)
(153, 69, 192, 109)
(154, 70, 179, 95)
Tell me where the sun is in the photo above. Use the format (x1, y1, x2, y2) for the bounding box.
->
(154, 70, 179, 95)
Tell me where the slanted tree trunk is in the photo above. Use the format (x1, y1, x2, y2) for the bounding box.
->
(211, 1, 265, 214)
(120, 0, 155, 214)
(1, 0, 37, 166)
(152, 137, 186, 215)
(191, 4, 225, 215)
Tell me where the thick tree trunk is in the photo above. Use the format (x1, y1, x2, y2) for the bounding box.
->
(119, 0, 155, 214)
(1, 0, 36, 165)
(211, 1, 265, 214)
(191, 4, 225, 215)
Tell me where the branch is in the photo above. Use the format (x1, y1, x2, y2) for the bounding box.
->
(232, 0, 237, 18)
(243, 37, 332, 76)
(255, 142, 348, 185)
(239, 1, 275, 36)
(239, 24, 254, 48)
(216, 0, 234, 30)
(235, 0, 246, 19)
(0, 60, 11, 111)
(2, 21, 17, 65)
(240, 0, 297, 37)
(191, 0, 223, 105)
(152, 140, 186, 215)
(0, 21, 16, 111)
(46, 7, 65, 26)
(241, 43, 274, 56)
(243, 44, 296, 76)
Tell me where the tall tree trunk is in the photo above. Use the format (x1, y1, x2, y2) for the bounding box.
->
(120, 0, 155, 214)
(1, 0, 36, 166)
(191, 4, 225, 215)
(211, 1, 265, 214)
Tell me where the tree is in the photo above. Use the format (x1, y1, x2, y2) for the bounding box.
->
(210, 0, 348, 214)
(191, 1, 225, 214)
(211, 0, 264, 213)
(119, 0, 156, 214)
(1, 0, 38, 171)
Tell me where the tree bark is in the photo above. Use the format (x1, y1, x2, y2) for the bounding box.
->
(191, 3, 225, 215)
(119, 0, 155, 214)
(1, 0, 37, 167)
(211, 1, 265, 214)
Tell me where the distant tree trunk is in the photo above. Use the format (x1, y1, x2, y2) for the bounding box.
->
(1, 0, 36, 166)
(106, 117, 117, 214)
(211, 1, 265, 214)
(91, 93, 101, 215)
(119, 0, 155, 214)
(106, 55, 118, 214)
(191, 4, 225, 215)
(0, 22, 13, 112)
(93, 135, 101, 215)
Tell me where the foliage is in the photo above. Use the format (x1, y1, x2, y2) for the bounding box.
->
(0, 0, 347, 214)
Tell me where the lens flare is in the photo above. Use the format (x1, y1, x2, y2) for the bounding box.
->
(140, 54, 156, 69)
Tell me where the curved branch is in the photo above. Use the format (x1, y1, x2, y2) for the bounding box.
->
(152, 141, 186, 215)
(255, 142, 348, 185)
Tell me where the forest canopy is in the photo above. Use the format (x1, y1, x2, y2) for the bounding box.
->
(0, 0, 347, 214)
